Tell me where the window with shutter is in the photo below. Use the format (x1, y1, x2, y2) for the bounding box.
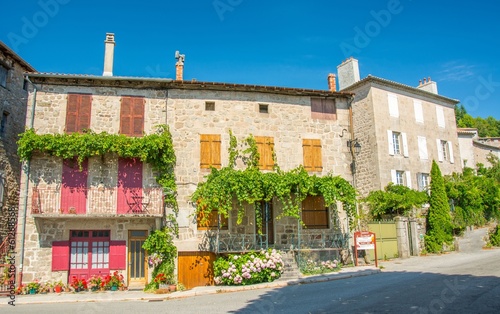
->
(65, 94, 92, 133)
(311, 98, 337, 120)
(436, 106, 445, 128)
(417, 136, 428, 160)
(254, 136, 275, 170)
(120, 96, 144, 136)
(302, 195, 329, 229)
(303, 139, 323, 172)
(197, 208, 228, 230)
(414, 100, 424, 123)
(200, 134, 222, 169)
(388, 93, 399, 118)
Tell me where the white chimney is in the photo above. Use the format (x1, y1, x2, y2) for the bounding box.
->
(337, 57, 360, 90)
(417, 76, 438, 94)
(103, 33, 115, 77)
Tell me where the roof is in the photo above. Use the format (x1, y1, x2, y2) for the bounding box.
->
(0, 41, 36, 72)
(457, 128, 478, 135)
(341, 75, 459, 105)
(26, 72, 354, 98)
(473, 139, 500, 151)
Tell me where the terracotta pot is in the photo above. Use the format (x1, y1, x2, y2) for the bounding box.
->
(168, 284, 176, 292)
(54, 285, 62, 293)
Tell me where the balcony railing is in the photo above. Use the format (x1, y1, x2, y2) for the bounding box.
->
(31, 187, 164, 216)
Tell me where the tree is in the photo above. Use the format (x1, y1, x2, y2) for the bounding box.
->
(363, 183, 428, 219)
(425, 161, 453, 253)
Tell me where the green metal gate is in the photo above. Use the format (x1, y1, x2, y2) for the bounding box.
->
(367, 220, 398, 260)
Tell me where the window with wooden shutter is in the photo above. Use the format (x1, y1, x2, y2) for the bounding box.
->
(197, 209, 228, 230)
(311, 98, 337, 120)
(120, 96, 144, 137)
(66, 94, 92, 133)
(254, 136, 275, 170)
(302, 195, 329, 229)
(303, 139, 322, 172)
(200, 134, 221, 169)
(109, 240, 126, 270)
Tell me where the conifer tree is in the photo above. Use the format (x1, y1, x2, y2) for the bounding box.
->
(425, 161, 453, 252)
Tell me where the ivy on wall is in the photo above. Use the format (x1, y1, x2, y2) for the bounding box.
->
(17, 125, 178, 212)
(192, 132, 358, 230)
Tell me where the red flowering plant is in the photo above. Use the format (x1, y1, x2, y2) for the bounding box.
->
(104, 271, 125, 290)
(88, 275, 104, 291)
(153, 273, 168, 285)
(70, 276, 88, 291)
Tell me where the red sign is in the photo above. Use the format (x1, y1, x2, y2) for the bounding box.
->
(354, 231, 378, 267)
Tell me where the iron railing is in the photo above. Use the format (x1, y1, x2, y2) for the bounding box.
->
(30, 187, 164, 215)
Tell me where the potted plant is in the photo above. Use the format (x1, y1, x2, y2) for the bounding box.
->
(70, 276, 87, 292)
(104, 271, 124, 291)
(88, 275, 104, 292)
(53, 280, 64, 293)
(26, 280, 41, 294)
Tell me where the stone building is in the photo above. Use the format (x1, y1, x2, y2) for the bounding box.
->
(16, 34, 356, 288)
(337, 57, 463, 197)
(457, 128, 500, 168)
(0, 41, 35, 251)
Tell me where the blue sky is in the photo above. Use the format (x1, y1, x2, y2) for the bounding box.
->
(1, 0, 499, 118)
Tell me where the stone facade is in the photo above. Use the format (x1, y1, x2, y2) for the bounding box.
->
(0, 42, 35, 243)
(18, 75, 355, 285)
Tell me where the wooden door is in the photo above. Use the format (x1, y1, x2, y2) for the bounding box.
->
(61, 158, 88, 214)
(178, 252, 216, 289)
(257, 202, 274, 245)
(128, 230, 148, 287)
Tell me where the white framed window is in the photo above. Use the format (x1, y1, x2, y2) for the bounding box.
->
(417, 136, 428, 160)
(0, 64, 7, 88)
(391, 170, 412, 188)
(417, 173, 430, 191)
(388, 130, 408, 157)
(436, 106, 445, 128)
(388, 93, 399, 118)
(437, 139, 454, 163)
(414, 100, 424, 123)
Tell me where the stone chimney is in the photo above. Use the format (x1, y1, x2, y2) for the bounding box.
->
(416, 76, 438, 94)
(175, 51, 185, 81)
(327, 73, 337, 92)
(337, 57, 360, 90)
(102, 33, 115, 77)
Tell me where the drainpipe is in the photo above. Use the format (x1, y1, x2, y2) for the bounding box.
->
(346, 94, 357, 265)
(18, 75, 37, 286)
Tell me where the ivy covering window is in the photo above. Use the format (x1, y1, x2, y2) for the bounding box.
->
(66, 94, 92, 133)
(254, 136, 274, 170)
(120, 96, 144, 137)
(200, 134, 221, 169)
(302, 195, 329, 229)
(302, 139, 322, 172)
(197, 209, 228, 230)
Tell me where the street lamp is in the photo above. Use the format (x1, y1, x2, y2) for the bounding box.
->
(347, 139, 361, 174)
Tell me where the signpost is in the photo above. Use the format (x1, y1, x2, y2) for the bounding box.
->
(354, 231, 377, 268)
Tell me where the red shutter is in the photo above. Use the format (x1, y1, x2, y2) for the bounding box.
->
(52, 241, 70, 271)
(120, 97, 132, 135)
(109, 240, 126, 270)
(66, 94, 79, 133)
(78, 95, 92, 131)
(120, 97, 144, 136)
(132, 98, 144, 136)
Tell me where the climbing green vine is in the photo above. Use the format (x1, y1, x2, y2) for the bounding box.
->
(192, 132, 358, 230)
(17, 125, 178, 212)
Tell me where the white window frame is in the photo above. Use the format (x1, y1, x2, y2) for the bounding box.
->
(391, 170, 405, 186)
(417, 173, 430, 192)
(388, 93, 399, 118)
(388, 130, 408, 157)
(414, 100, 424, 123)
(392, 132, 401, 155)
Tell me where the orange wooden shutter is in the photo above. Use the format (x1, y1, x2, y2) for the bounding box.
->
(65, 94, 79, 133)
(132, 97, 144, 136)
(120, 97, 132, 135)
(66, 94, 92, 133)
(79, 94, 91, 131)
(200, 134, 221, 169)
(303, 139, 322, 172)
(255, 136, 274, 170)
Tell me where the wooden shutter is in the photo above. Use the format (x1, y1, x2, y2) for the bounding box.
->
(52, 241, 70, 271)
(388, 130, 395, 155)
(66, 94, 92, 133)
(388, 93, 399, 117)
(302, 196, 328, 229)
(436, 106, 445, 128)
(418, 136, 428, 160)
(414, 100, 424, 123)
(437, 139, 444, 162)
(109, 240, 126, 269)
(255, 136, 274, 170)
(311, 98, 336, 120)
(120, 97, 144, 136)
(402, 133, 409, 158)
(391, 170, 397, 184)
(405, 171, 412, 189)
(448, 141, 454, 163)
(200, 134, 221, 169)
(303, 139, 322, 172)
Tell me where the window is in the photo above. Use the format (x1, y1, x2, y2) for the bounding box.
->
(254, 136, 275, 170)
(197, 208, 228, 230)
(417, 173, 430, 191)
(0, 111, 8, 137)
(311, 98, 336, 120)
(302, 196, 329, 229)
(388, 93, 399, 118)
(436, 106, 445, 128)
(417, 136, 428, 160)
(391, 170, 412, 188)
(205, 101, 215, 111)
(302, 139, 322, 172)
(437, 139, 454, 163)
(65, 94, 92, 133)
(200, 134, 221, 169)
(388, 130, 408, 157)
(0, 64, 7, 88)
(414, 100, 424, 123)
(120, 96, 144, 136)
(259, 104, 269, 113)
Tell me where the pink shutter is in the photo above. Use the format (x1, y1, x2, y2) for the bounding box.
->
(52, 241, 70, 271)
(109, 240, 126, 270)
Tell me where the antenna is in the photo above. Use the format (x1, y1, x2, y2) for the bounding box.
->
(175, 51, 185, 63)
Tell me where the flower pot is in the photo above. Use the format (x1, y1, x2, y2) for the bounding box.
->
(29, 288, 37, 295)
(54, 285, 62, 293)
(110, 285, 118, 291)
(168, 284, 176, 292)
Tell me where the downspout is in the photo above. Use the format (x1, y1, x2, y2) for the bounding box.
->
(18, 75, 37, 286)
(346, 94, 357, 265)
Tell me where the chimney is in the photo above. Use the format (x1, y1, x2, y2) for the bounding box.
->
(327, 73, 337, 92)
(102, 33, 115, 77)
(416, 76, 438, 94)
(175, 51, 185, 81)
(337, 57, 360, 90)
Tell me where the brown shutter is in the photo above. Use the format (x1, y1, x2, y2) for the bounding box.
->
(312, 139, 322, 171)
(311, 98, 337, 120)
(78, 94, 92, 131)
(201, 134, 222, 169)
(132, 98, 144, 136)
(65, 94, 79, 133)
(255, 136, 274, 170)
(120, 97, 132, 135)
